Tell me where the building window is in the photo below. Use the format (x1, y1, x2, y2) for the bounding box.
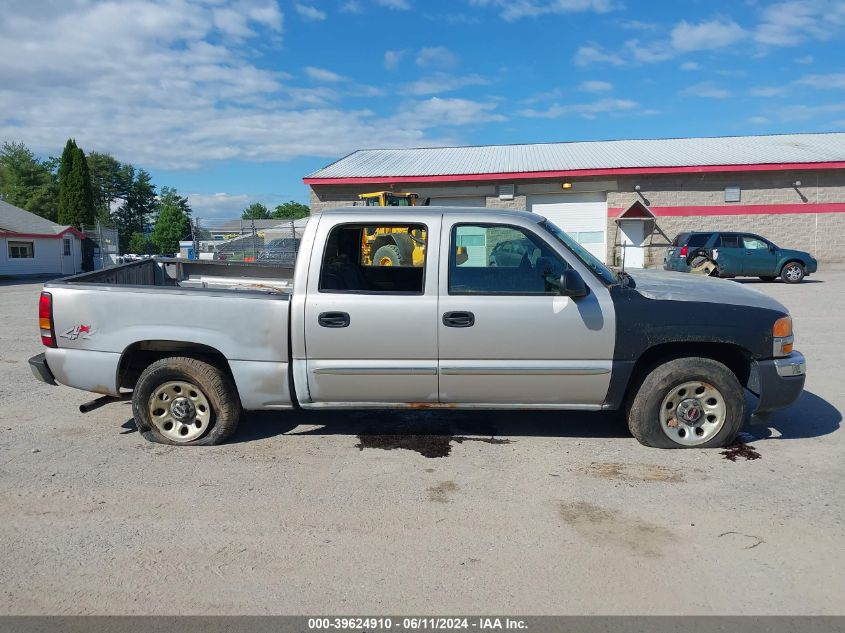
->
(725, 186, 741, 202)
(9, 241, 35, 259)
(63, 238, 72, 256)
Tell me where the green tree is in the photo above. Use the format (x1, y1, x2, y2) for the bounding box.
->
(127, 231, 154, 255)
(57, 139, 96, 229)
(115, 168, 157, 252)
(151, 187, 192, 254)
(87, 152, 126, 223)
(272, 200, 309, 220)
(0, 142, 58, 221)
(241, 202, 270, 219)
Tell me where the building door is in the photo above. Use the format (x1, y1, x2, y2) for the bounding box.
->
(618, 220, 646, 268)
(60, 238, 75, 275)
(437, 215, 614, 406)
(527, 193, 608, 263)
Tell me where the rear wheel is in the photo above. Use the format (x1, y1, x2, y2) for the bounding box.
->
(373, 244, 403, 267)
(132, 356, 240, 445)
(627, 357, 745, 448)
(781, 262, 805, 284)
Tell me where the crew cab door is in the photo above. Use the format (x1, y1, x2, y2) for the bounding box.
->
(302, 214, 440, 405)
(436, 215, 615, 406)
(740, 234, 778, 276)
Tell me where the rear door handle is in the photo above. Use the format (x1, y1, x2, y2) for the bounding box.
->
(442, 311, 475, 328)
(318, 311, 350, 328)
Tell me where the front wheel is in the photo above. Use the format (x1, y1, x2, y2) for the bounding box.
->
(627, 357, 745, 448)
(132, 356, 240, 445)
(781, 262, 805, 284)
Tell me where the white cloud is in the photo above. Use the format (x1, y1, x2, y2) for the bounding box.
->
(681, 82, 730, 99)
(795, 55, 815, 64)
(671, 18, 747, 52)
(469, 0, 619, 21)
(305, 66, 345, 82)
(578, 80, 612, 92)
(796, 73, 845, 89)
(749, 86, 787, 97)
(755, 1, 845, 47)
(416, 46, 459, 68)
(405, 73, 491, 95)
(391, 97, 506, 127)
(749, 116, 771, 125)
(680, 61, 701, 71)
(520, 98, 638, 119)
(376, 0, 411, 9)
(295, 4, 327, 21)
(384, 49, 406, 70)
(187, 192, 252, 219)
(574, 44, 625, 66)
(340, 1, 363, 12)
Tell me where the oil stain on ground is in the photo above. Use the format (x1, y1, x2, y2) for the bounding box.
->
(721, 442, 762, 461)
(356, 432, 511, 458)
(558, 501, 674, 558)
(584, 462, 685, 483)
(428, 481, 459, 503)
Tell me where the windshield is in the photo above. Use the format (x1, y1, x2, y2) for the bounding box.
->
(540, 219, 617, 285)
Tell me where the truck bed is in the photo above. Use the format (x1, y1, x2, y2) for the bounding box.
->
(58, 258, 296, 294)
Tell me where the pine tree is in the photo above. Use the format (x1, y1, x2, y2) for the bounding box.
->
(57, 139, 77, 226)
(56, 139, 96, 229)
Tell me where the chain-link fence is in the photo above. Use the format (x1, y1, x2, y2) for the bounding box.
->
(189, 217, 309, 265)
(81, 222, 120, 269)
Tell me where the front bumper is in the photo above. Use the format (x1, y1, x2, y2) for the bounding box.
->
(29, 352, 57, 386)
(748, 351, 806, 422)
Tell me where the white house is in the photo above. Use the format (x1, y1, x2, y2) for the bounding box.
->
(0, 199, 84, 277)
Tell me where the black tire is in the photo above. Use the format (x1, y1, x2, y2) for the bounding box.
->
(132, 356, 240, 446)
(626, 357, 745, 449)
(781, 262, 805, 284)
(759, 276, 777, 282)
(373, 244, 403, 266)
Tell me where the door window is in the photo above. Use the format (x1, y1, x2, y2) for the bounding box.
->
(742, 236, 769, 249)
(718, 235, 741, 248)
(449, 224, 567, 295)
(63, 238, 72, 256)
(319, 224, 427, 294)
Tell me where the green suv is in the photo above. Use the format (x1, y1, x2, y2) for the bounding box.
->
(664, 231, 818, 283)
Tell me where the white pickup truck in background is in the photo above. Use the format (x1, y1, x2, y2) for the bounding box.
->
(30, 207, 806, 448)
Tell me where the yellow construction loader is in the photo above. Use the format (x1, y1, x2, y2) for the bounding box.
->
(358, 191, 426, 266)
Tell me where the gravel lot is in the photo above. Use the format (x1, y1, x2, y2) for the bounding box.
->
(0, 271, 843, 615)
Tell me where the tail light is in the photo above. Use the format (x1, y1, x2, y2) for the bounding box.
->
(39, 292, 56, 348)
(679, 245, 689, 257)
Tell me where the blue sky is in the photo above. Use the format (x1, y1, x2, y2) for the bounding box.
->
(1, 0, 844, 220)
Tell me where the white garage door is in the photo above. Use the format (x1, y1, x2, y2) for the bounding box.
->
(528, 192, 608, 263)
(429, 196, 486, 207)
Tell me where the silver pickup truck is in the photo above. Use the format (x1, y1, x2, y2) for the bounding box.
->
(30, 207, 806, 449)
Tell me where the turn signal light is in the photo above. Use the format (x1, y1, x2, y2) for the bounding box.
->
(773, 316, 792, 338)
(39, 292, 56, 348)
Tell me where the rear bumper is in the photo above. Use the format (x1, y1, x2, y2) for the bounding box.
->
(29, 352, 57, 386)
(663, 259, 691, 273)
(748, 351, 806, 421)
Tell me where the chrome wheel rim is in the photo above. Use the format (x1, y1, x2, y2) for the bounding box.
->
(785, 265, 802, 281)
(659, 381, 726, 446)
(148, 380, 211, 443)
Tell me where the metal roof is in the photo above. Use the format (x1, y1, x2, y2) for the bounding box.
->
(306, 132, 845, 180)
(0, 199, 72, 234)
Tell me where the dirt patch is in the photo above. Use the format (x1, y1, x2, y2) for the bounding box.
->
(721, 442, 762, 462)
(428, 481, 459, 503)
(585, 462, 684, 483)
(356, 432, 511, 458)
(558, 501, 674, 558)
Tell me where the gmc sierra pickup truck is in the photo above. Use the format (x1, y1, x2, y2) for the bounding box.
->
(30, 208, 806, 449)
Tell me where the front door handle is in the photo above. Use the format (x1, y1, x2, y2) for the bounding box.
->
(318, 311, 350, 328)
(443, 311, 475, 328)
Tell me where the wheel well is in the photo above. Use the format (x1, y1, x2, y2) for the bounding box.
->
(625, 342, 752, 404)
(779, 259, 805, 273)
(118, 341, 234, 390)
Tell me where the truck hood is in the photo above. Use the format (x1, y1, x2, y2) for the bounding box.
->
(627, 269, 788, 313)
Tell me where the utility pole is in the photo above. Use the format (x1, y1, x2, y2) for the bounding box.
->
(192, 217, 200, 260)
(251, 217, 257, 261)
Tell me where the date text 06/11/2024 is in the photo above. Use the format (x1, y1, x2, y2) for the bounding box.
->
(307, 618, 528, 630)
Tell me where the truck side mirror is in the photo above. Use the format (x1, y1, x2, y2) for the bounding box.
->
(559, 269, 588, 298)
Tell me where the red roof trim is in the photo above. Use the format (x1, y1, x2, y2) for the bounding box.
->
(0, 227, 85, 240)
(303, 161, 845, 185)
(608, 202, 845, 217)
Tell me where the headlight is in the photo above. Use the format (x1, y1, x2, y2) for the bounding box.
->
(773, 316, 793, 357)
